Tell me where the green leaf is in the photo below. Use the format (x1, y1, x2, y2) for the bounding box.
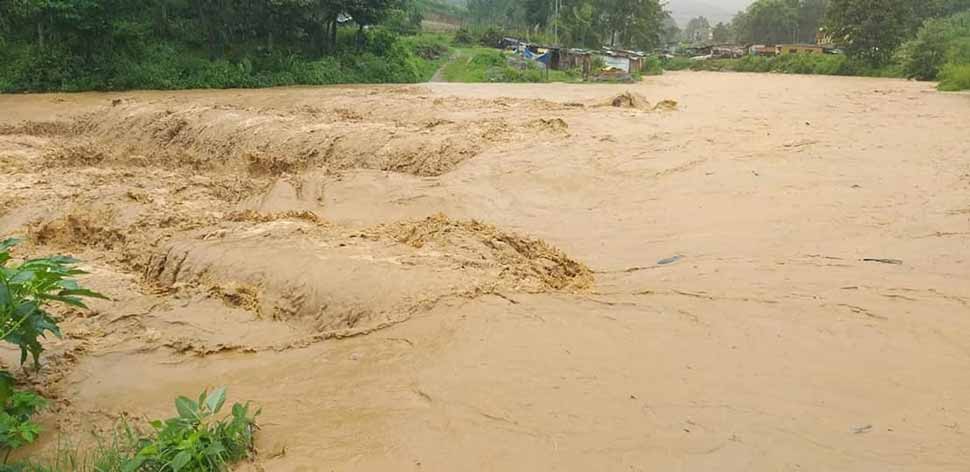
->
(0, 238, 19, 252)
(122, 456, 145, 472)
(8, 270, 35, 285)
(40, 294, 88, 308)
(175, 396, 199, 420)
(171, 450, 192, 472)
(56, 279, 80, 290)
(57, 287, 110, 300)
(0, 282, 9, 308)
(0, 371, 14, 406)
(206, 387, 227, 414)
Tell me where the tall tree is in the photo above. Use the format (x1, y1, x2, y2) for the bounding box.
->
(712, 21, 732, 42)
(825, 0, 911, 64)
(597, 0, 663, 48)
(683, 16, 711, 43)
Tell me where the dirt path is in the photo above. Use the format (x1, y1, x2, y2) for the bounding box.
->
(429, 50, 461, 82)
(2, 72, 969, 471)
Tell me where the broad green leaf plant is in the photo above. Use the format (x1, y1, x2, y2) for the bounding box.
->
(0, 238, 107, 368)
(126, 388, 259, 472)
(0, 238, 105, 463)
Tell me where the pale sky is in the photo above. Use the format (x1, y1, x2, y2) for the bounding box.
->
(665, 0, 754, 26)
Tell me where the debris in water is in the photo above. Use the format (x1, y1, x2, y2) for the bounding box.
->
(861, 258, 903, 265)
(657, 255, 684, 265)
(653, 100, 678, 111)
(852, 424, 873, 434)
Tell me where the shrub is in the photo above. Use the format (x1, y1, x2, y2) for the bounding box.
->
(662, 57, 693, 71)
(641, 56, 663, 76)
(0, 30, 449, 92)
(938, 63, 970, 90)
(470, 50, 507, 68)
(453, 28, 476, 45)
(0, 239, 107, 368)
(679, 53, 902, 78)
(126, 388, 258, 472)
(0, 377, 46, 466)
(23, 388, 257, 472)
(0, 239, 104, 469)
(898, 11, 970, 81)
(478, 28, 504, 48)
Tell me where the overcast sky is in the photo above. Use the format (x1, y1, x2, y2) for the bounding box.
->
(665, 0, 754, 26)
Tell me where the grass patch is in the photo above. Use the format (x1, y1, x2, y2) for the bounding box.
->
(938, 63, 970, 91)
(22, 389, 257, 472)
(441, 47, 578, 83)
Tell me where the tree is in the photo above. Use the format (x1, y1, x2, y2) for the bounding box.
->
(560, 1, 601, 47)
(597, 0, 663, 48)
(660, 12, 681, 45)
(825, 0, 911, 64)
(798, 0, 827, 43)
(712, 21, 732, 42)
(684, 16, 711, 43)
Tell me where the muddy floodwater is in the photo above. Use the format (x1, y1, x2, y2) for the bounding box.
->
(2, 71, 969, 471)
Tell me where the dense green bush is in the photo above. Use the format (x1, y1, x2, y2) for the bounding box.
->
(127, 388, 257, 472)
(662, 57, 693, 71)
(898, 11, 970, 84)
(478, 28, 504, 48)
(641, 56, 663, 75)
(470, 50, 508, 68)
(673, 53, 903, 78)
(938, 63, 970, 90)
(453, 28, 476, 45)
(0, 30, 450, 92)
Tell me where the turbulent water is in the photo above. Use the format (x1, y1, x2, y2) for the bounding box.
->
(1, 72, 969, 470)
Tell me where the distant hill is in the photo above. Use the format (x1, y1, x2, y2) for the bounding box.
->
(665, 0, 751, 27)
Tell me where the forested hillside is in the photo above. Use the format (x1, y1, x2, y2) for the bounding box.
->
(0, 0, 450, 91)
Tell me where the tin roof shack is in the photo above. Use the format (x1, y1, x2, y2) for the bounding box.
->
(522, 44, 562, 70)
(777, 44, 825, 55)
(596, 49, 644, 74)
(560, 49, 593, 78)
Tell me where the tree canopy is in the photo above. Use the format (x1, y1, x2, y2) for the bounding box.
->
(466, 0, 665, 50)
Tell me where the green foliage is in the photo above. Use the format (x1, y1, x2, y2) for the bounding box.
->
(897, 10, 970, 80)
(731, 0, 825, 45)
(684, 16, 711, 43)
(478, 27, 504, 48)
(822, 0, 957, 65)
(466, 0, 664, 50)
(0, 239, 107, 368)
(0, 0, 453, 92)
(22, 389, 257, 472)
(0, 386, 46, 463)
(0, 30, 451, 92)
(32, 422, 142, 472)
(442, 48, 577, 83)
(641, 56, 663, 75)
(677, 54, 904, 78)
(453, 28, 476, 45)
(125, 388, 258, 472)
(0, 240, 103, 468)
(938, 63, 970, 90)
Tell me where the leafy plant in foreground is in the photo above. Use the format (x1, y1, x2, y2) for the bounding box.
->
(125, 388, 258, 472)
(0, 238, 107, 368)
(0, 371, 46, 465)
